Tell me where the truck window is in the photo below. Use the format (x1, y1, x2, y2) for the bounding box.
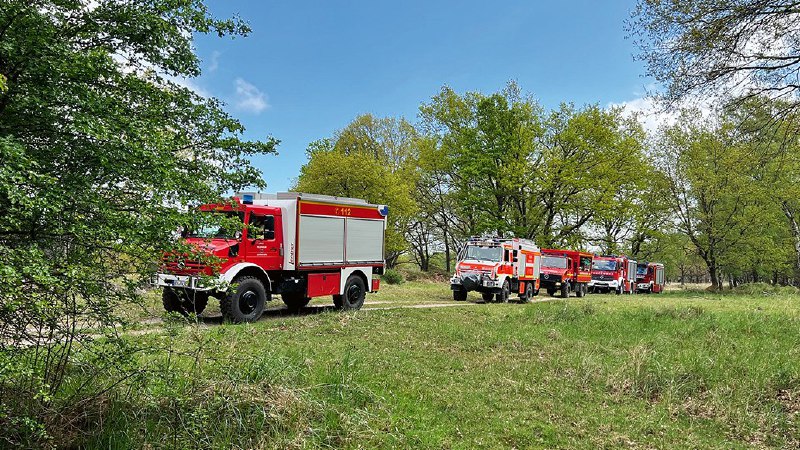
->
(248, 214, 275, 240)
(592, 260, 617, 271)
(541, 256, 567, 269)
(186, 211, 244, 239)
(580, 256, 592, 271)
(464, 245, 502, 262)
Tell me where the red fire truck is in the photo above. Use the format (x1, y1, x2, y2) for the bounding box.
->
(450, 237, 541, 303)
(589, 255, 638, 295)
(154, 192, 388, 322)
(635, 262, 665, 294)
(539, 249, 593, 298)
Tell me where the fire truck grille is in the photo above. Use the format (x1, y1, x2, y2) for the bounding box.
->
(162, 256, 207, 274)
(592, 274, 614, 281)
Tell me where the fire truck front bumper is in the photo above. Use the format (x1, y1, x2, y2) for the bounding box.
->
(588, 280, 619, 289)
(153, 274, 211, 291)
(451, 274, 500, 293)
(636, 282, 652, 291)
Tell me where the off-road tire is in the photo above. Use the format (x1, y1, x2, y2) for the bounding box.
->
(480, 292, 494, 303)
(336, 275, 366, 311)
(496, 279, 511, 303)
(616, 285, 623, 295)
(281, 292, 311, 311)
(162, 288, 208, 316)
(221, 276, 267, 323)
(453, 289, 468, 301)
(576, 283, 586, 298)
(519, 282, 533, 303)
(561, 282, 570, 298)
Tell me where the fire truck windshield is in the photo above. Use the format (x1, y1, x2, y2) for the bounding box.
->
(636, 265, 648, 276)
(592, 260, 617, 271)
(463, 245, 503, 262)
(185, 211, 244, 239)
(542, 256, 568, 269)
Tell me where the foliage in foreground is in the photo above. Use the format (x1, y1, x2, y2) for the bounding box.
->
(42, 284, 800, 448)
(0, 1, 274, 445)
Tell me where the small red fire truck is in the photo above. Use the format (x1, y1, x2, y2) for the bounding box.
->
(154, 192, 388, 322)
(450, 237, 541, 303)
(589, 255, 638, 295)
(539, 249, 593, 298)
(635, 262, 665, 294)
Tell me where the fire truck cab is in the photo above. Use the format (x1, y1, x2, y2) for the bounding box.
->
(450, 237, 541, 303)
(540, 249, 593, 298)
(589, 256, 638, 295)
(635, 262, 665, 294)
(154, 192, 388, 322)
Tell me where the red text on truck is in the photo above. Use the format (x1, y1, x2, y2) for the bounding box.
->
(588, 255, 638, 295)
(450, 237, 541, 303)
(635, 262, 665, 294)
(154, 192, 388, 322)
(539, 249, 593, 298)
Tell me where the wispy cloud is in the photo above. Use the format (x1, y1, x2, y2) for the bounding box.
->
(207, 50, 221, 73)
(234, 78, 269, 113)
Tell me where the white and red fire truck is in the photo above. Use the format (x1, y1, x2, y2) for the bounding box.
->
(450, 237, 541, 303)
(588, 255, 638, 295)
(154, 192, 388, 322)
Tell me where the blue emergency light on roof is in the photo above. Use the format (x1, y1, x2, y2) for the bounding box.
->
(378, 205, 389, 217)
(242, 194, 254, 205)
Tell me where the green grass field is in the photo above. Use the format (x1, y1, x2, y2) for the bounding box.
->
(85, 282, 799, 449)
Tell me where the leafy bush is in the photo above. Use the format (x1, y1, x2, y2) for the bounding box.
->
(382, 269, 404, 285)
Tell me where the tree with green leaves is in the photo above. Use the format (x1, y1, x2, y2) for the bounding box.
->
(0, 1, 274, 445)
(630, 0, 800, 113)
(294, 114, 418, 267)
(654, 110, 768, 289)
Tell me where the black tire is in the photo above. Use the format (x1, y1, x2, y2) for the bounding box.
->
(519, 282, 533, 303)
(496, 279, 510, 303)
(616, 285, 622, 295)
(338, 275, 366, 311)
(453, 289, 468, 301)
(221, 276, 267, 323)
(480, 292, 494, 303)
(282, 293, 311, 311)
(561, 282, 570, 298)
(576, 283, 585, 298)
(162, 288, 208, 316)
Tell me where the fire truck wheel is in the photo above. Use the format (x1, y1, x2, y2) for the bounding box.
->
(561, 282, 570, 298)
(282, 293, 311, 311)
(496, 279, 510, 303)
(616, 286, 623, 295)
(453, 289, 468, 301)
(338, 275, 366, 310)
(221, 276, 267, 323)
(162, 288, 208, 316)
(576, 283, 585, 298)
(519, 282, 533, 303)
(547, 288, 556, 297)
(479, 292, 494, 303)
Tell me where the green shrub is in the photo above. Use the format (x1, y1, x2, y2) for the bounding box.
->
(382, 269, 404, 285)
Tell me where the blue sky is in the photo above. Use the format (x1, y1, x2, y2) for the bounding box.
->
(191, 0, 651, 191)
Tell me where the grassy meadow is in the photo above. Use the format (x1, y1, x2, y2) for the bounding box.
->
(76, 282, 800, 449)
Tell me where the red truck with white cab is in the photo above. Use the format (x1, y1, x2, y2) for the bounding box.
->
(589, 255, 638, 295)
(539, 249, 593, 298)
(635, 262, 665, 293)
(450, 237, 541, 303)
(154, 192, 388, 322)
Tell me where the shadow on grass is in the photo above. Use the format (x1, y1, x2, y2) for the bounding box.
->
(197, 304, 340, 325)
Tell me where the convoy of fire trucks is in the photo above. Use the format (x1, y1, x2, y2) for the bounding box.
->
(155, 191, 666, 322)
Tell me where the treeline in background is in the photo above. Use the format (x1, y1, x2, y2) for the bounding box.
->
(295, 85, 800, 290)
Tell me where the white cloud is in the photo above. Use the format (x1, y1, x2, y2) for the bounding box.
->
(608, 84, 716, 135)
(207, 50, 221, 73)
(234, 78, 269, 113)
